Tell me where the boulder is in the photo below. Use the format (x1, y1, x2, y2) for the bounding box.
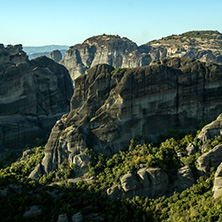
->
(146, 167, 169, 197)
(120, 172, 141, 192)
(23, 205, 42, 218)
(174, 166, 195, 192)
(71, 212, 83, 222)
(196, 144, 222, 176)
(57, 214, 68, 222)
(28, 164, 43, 181)
(213, 162, 222, 198)
(137, 167, 151, 196)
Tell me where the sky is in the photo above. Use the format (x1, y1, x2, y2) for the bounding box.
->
(1, 0, 222, 47)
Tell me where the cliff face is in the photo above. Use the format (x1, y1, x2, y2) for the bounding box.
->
(60, 32, 222, 84)
(0, 45, 74, 150)
(60, 34, 167, 82)
(40, 57, 222, 174)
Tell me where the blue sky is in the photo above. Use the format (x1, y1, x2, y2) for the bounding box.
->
(1, 0, 222, 46)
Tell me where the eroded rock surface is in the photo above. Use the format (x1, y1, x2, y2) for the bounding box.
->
(197, 145, 222, 176)
(174, 166, 195, 192)
(0, 44, 28, 64)
(213, 162, 222, 198)
(39, 58, 222, 174)
(197, 114, 222, 142)
(108, 167, 169, 199)
(60, 34, 167, 83)
(0, 46, 73, 150)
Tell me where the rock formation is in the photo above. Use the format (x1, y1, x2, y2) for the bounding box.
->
(60, 32, 222, 84)
(174, 166, 195, 192)
(213, 162, 222, 198)
(196, 145, 222, 176)
(197, 113, 222, 142)
(147, 31, 222, 64)
(0, 44, 28, 64)
(106, 167, 169, 199)
(60, 34, 167, 83)
(50, 50, 62, 63)
(0, 45, 74, 150)
(36, 57, 222, 175)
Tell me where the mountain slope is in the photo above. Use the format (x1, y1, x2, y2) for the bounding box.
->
(147, 30, 222, 63)
(34, 57, 222, 176)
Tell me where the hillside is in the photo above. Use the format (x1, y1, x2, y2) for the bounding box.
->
(148, 30, 222, 50)
(1, 116, 222, 221)
(147, 30, 222, 63)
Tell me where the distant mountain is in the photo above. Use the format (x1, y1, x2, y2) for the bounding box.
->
(60, 34, 167, 82)
(147, 30, 222, 63)
(60, 31, 222, 84)
(23, 45, 69, 60)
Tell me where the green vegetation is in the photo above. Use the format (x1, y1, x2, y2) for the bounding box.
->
(181, 30, 221, 39)
(0, 130, 222, 221)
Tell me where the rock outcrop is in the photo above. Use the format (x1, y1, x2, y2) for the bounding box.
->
(213, 162, 222, 198)
(174, 166, 195, 192)
(38, 57, 222, 174)
(196, 144, 222, 176)
(60, 34, 167, 83)
(0, 44, 28, 64)
(108, 167, 169, 199)
(197, 114, 222, 142)
(50, 50, 62, 63)
(0, 45, 73, 150)
(23, 205, 42, 219)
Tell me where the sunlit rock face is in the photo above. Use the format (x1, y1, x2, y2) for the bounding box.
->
(40, 57, 222, 174)
(60, 34, 167, 83)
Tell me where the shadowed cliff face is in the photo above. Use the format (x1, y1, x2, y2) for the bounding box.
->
(41, 57, 222, 174)
(0, 45, 74, 150)
(60, 34, 167, 83)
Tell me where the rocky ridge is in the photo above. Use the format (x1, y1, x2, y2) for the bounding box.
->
(148, 30, 222, 63)
(60, 31, 222, 84)
(0, 45, 73, 150)
(60, 34, 167, 83)
(36, 57, 222, 177)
